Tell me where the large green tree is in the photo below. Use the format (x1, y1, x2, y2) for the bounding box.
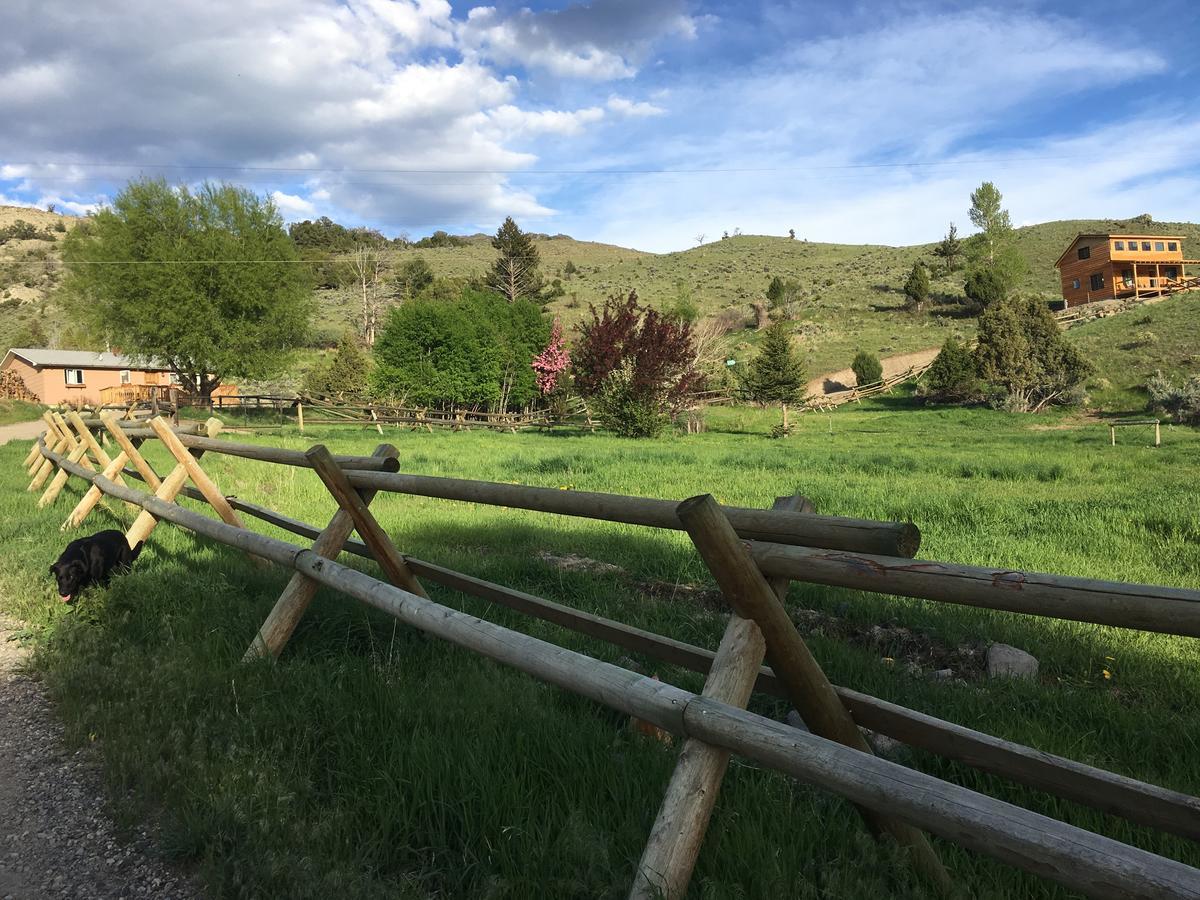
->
(62, 179, 312, 398)
(966, 182, 1025, 298)
(488, 216, 541, 303)
(741, 320, 807, 432)
(903, 261, 930, 312)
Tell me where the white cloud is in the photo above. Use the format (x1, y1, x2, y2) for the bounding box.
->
(607, 96, 665, 117)
(270, 190, 318, 220)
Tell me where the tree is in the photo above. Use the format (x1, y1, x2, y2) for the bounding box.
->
(489, 216, 541, 303)
(963, 267, 1008, 310)
(61, 178, 311, 399)
(918, 338, 980, 403)
(741, 320, 806, 433)
(343, 244, 388, 346)
(974, 296, 1092, 411)
(850, 350, 883, 386)
(968, 182, 1011, 267)
(931, 222, 962, 274)
(395, 256, 434, 299)
(788, 228, 796, 240)
(694, 233, 706, 246)
(765, 275, 803, 319)
(531, 319, 569, 396)
(903, 261, 930, 312)
(305, 333, 370, 398)
(571, 291, 703, 436)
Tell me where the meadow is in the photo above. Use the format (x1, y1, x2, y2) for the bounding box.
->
(2, 402, 1199, 898)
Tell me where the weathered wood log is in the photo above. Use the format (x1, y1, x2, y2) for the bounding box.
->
(172, 433, 401, 472)
(29, 437, 69, 490)
(38, 441, 90, 507)
(31, 463, 1200, 898)
(305, 444, 427, 598)
(244, 444, 398, 661)
(101, 411, 162, 491)
(340, 470, 921, 557)
(748, 543, 1200, 638)
(62, 450, 128, 526)
(676, 493, 951, 891)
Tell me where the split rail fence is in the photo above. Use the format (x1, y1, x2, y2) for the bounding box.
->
(19, 412, 1200, 899)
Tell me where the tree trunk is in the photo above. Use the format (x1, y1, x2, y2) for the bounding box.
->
(781, 402, 789, 431)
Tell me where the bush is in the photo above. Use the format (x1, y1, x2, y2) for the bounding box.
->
(592, 361, 667, 437)
(572, 291, 702, 435)
(372, 289, 548, 409)
(305, 335, 370, 398)
(963, 267, 1007, 310)
(1146, 371, 1200, 424)
(850, 350, 883, 386)
(903, 262, 930, 312)
(918, 338, 981, 404)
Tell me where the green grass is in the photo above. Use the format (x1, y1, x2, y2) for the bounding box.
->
(1067, 292, 1200, 412)
(1, 403, 1199, 897)
(0, 399, 43, 425)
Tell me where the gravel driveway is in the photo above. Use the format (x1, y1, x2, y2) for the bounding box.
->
(0, 619, 199, 899)
(0, 422, 46, 447)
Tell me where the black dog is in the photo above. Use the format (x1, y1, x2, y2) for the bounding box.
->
(50, 531, 143, 603)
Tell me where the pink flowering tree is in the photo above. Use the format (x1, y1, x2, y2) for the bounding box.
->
(532, 319, 570, 396)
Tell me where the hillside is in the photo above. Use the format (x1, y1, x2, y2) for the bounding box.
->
(3, 206, 1199, 382)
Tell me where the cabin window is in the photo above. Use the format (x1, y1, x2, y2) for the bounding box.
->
(1071, 278, 1081, 290)
(1122, 269, 1134, 287)
(1077, 245, 1091, 260)
(1089, 273, 1104, 291)
(1141, 241, 1152, 251)
(119, 369, 131, 384)
(1165, 267, 1178, 280)
(64, 368, 84, 386)
(1168, 242, 1178, 251)
(1114, 240, 1125, 250)
(1155, 241, 1165, 252)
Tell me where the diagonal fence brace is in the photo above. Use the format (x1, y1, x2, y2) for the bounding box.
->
(676, 493, 952, 893)
(244, 444, 399, 661)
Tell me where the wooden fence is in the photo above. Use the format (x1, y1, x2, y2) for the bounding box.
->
(804, 363, 935, 411)
(19, 414, 1200, 899)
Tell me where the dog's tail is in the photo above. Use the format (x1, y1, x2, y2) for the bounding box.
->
(129, 541, 144, 562)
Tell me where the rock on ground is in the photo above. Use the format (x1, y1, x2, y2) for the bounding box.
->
(986, 642, 1039, 680)
(0, 619, 199, 899)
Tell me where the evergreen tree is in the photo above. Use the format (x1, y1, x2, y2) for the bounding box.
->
(765, 275, 802, 319)
(742, 320, 806, 433)
(395, 256, 434, 299)
(903, 261, 930, 312)
(488, 216, 541, 303)
(919, 338, 980, 403)
(963, 267, 1007, 310)
(850, 350, 883, 386)
(931, 222, 962, 274)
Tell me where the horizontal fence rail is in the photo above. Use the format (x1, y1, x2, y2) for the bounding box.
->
(24, 438, 1200, 900)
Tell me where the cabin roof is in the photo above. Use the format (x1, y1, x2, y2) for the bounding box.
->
(1054, 233, 1186, 268)
(2, 348, 172, 371)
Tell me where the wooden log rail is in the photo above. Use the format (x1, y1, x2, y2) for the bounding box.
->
(24, 439, 1200, 900)
(57, 444, 1200, 843)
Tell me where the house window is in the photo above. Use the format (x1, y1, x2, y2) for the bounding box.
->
(1089, 273, 1104, 291)
(1165, 267, 1178, 280)
(1122, 269, 1134, 287)
(1077, 245, 1091, 260)
(1071, 278, 1081, 290)
(1155, 241, 1165, 252)
(120, 369, 131, 384)
(1114, 240, 1125, 250)
(64, 368, 84, 386)
(168, 372, 180, 385)
(1141, 241, 1152, 251)
(1168, 242, 1178, 251)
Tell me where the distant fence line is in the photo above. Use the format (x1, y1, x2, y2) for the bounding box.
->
(17, 409, 1200, 898)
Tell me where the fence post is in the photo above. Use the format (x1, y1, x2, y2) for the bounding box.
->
(631, 494, 810, 900)
(305, 444, 427, 598)
(29, 436, 70, 490)
(244, 444, 398, 661)
(675, 493, 951, 893)
(62, 451, 129, 525)
(37, 442, 91, 507)
(297, 402, 304, 434)
(124, 418, 222, 551)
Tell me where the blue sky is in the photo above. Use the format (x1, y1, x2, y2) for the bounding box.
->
(2, 0, 1198, 251)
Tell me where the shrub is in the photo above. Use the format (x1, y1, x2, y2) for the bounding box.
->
(918, 338, 981, 404)
(1146, 371, 1200, 424)
(572, 290, 702, 435)
(850, 350, 883, 387)
(306, 335, 370, 398)
(903, 261, 930, 312)
(395, 257, 434, 299)
(963, 267, 1007, 310)
(592, 361, 667, 437)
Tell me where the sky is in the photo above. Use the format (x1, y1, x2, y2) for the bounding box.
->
(1, 0, 1198, 252)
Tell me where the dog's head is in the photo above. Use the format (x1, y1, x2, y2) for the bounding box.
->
(49, 556, 87, 603)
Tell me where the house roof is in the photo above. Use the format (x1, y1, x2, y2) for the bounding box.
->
(2, 348, 172, 371)
(1054, 233, 1185, 267)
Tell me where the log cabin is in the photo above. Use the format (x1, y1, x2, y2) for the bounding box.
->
(1054, 234, 1199, 308)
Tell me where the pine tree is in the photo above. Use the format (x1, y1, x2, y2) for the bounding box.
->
(742, 320, 806, 433)
(850, 350, 883, 386)
(903, 261, 930, 312)
(932, 222, 962, 274)
(488, 216, 541, 303)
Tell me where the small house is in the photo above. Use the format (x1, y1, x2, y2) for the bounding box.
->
(1, 348, 180, 406)
(1054, 234, 1197, 308)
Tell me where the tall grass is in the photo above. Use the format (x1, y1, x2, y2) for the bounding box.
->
(1, 401, 1197, 898)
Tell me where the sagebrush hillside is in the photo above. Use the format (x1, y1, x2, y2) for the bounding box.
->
(3, 204, 1198, 385)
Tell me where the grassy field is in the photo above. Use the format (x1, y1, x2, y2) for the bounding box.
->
(1, 403, 1199, 898)
(0, 399, 43, 425)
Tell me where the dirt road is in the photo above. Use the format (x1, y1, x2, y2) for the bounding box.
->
(0, 421, 45, 446)
(807, 347, 941, 396)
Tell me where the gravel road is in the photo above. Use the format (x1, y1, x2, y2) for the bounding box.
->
(0, 619, 200, 899)
(0, 422, 46, 447)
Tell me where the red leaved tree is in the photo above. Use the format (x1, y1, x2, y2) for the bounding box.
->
(532, 318, 570, 396)
(572, 291, 703, 435)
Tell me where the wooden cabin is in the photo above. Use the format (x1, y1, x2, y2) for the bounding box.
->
(1054, 234, 1198, 307)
